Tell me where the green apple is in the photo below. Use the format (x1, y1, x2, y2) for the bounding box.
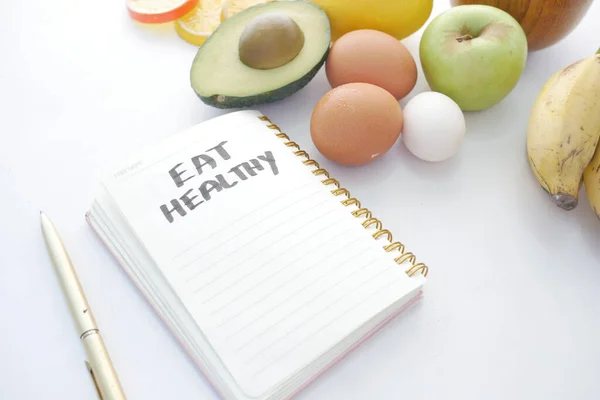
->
(419, 5, 527, 111)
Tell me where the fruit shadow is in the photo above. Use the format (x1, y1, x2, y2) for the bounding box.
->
(461, 97, 529, 143)
(516, 162, 600, 267)
(299, 135, 463, 193)
(392, 137, 463, 182)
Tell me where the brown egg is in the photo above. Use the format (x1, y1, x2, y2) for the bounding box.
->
(325, 29, 417, 100)
(310, 82, 403, 166)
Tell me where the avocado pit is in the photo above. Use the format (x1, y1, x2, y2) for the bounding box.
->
(238, 12, 305, 70)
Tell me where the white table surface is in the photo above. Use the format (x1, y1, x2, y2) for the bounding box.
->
(2, 1, 600, 399)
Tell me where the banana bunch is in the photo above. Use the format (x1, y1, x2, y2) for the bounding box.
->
(526, 49, 600, 217)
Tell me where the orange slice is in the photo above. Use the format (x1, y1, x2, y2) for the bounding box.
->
(220, 0, 271, 21)
(175, 0, 222, 46)
(127, 0, 199, 23)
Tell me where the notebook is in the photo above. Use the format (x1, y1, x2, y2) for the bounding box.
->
(86, 110, 429, 400)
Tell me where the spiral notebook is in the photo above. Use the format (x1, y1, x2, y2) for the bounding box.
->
(86, 110, 428, 400)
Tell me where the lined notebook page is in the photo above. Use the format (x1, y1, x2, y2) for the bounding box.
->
(101, 110, 423, 397)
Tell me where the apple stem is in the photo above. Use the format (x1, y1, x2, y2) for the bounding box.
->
(456, 34, 473, 43)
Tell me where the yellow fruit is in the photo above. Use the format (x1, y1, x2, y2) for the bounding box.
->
(220, 0, 271, 21)
(584, 141, 600, 219)
(526, 53, 600, 210)
(175, 0, 222, 46)
(309, 0, 433, 41)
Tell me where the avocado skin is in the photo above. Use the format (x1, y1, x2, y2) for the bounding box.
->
(189, 0, 330, 109)
(194, 49, 328, 109)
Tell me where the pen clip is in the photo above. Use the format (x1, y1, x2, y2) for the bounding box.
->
(85, 360, 104, 400)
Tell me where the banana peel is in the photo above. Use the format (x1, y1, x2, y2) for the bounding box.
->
(526, 49, 600, 211)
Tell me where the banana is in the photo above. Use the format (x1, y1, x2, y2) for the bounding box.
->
(584, 140, 600, 218)
(526, 52, 600, 211)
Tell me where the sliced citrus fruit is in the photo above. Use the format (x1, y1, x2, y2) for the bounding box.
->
(175, 0, 222, 46)
(220, 0, 272, 21)
(127, 0, 199, 24)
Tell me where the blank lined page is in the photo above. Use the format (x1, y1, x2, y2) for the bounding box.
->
(100, 110, 422, 397)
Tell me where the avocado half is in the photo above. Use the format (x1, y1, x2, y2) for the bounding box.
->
(190, 0, 331, 109)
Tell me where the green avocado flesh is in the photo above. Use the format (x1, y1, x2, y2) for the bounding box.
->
(190, 0, 331, 109)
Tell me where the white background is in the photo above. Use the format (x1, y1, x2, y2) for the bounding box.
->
(2, 0, 600, 399)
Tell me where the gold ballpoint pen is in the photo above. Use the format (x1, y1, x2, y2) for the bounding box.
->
(40, 211, 126, 400)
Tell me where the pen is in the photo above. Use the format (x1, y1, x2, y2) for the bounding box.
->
(40, 211, 126, 400)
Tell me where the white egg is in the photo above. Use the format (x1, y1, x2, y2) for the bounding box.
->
(402, 91, 466, 162)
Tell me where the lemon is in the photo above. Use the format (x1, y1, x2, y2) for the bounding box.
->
(310, 0, 434, 41)
(175, 0, 222, 46)
(220, 0, 271, 21)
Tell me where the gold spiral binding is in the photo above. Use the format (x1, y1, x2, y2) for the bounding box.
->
(321, 178, 340, 188)
(313, 168, 330, 177)
(372, 229, 393, 241)
(342, 198, 361, 208)
(384, 242, 405, 253)
(352, 208, 372, 219)
(362, 218, 383, 230)
(258, 115, 429, 278)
